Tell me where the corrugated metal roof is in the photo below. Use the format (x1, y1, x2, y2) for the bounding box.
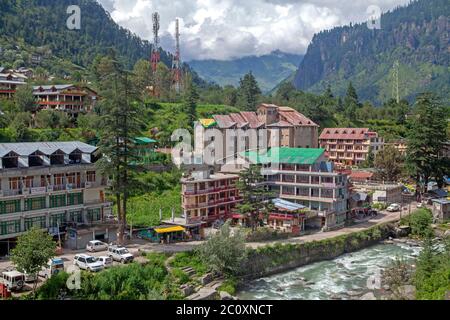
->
(278, 107, 318, 127)
(240, 111, 265, 129)
(243, 147, 324, 165)
(320, 128, 371, 140)
(0, 141, 97, 157)
(228, 113, 249, 128)
(213, 115, 236, 129)
(266, 121, 293, 128)
(272, 198, 306, 211)
(33, 84, 74, 91)
(134, 137, 157, 145)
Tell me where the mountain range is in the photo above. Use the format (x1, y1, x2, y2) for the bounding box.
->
(189, 50, 303, 93)
(293, 0, 450, 105)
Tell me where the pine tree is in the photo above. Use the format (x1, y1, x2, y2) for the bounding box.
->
(95, 51, 143, 244)
(406, 93, 448, 196)
(237, 165, 274, 231)
(237, 72, 262, 111)
(343, 82, 360, 122)
(183, 76, 199, 128)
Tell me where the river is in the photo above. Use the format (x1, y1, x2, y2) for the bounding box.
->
(237, 243, 421, 300)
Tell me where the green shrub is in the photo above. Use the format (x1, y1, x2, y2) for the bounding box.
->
(170, 252, 208, 276)
(218, 278, 238, 296)
(406, 209, 433, 238)
(171, 268, 190, 285)
(35, 272, 70, 300)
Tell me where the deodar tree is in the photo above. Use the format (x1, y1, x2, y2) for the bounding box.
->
(237, 165, 274, 231)
(95, 51, 143, 244)
(406, 93, 449, 196)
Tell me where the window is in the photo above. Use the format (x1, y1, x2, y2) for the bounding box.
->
(67, 193, 83, 206)
(0, 200, 21, 215)
(87, 208, 101, 222)
(69, 211, 83, 223)
(87, 171, 96, 182)
(50, 194, 66, 208)
(50, 213, 66, 228)
(24, 197, 46, 211)
(9, 177, 20, 190)
(23, 176, 34, 188)
(53, 174, 65, 186)
(24, 216, 47, 231)
(66, 173, 76, 185)
(0, 220, 21, 236)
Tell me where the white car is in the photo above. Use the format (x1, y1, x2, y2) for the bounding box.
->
(86, 240, 108, 252)
(1, 271, 25, 291)
(386, 203, 401, 212)
(108, 246, 134, 263)
(97, 256, 113, 268)
(73, 254, 104, 272)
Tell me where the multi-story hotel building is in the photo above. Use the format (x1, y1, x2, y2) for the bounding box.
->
(181, 169, 243, 226)
(243, 147, 349, 231)
(319, 128, 384, 166)
(33, 84, 98, 115)
(195, 103, 319, 165)
(0, 71, 27, 99)
(0, 142, 113, 252)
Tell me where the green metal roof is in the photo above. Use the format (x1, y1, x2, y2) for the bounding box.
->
(242, 147, 325, 165)
(134, 137, 157, 145)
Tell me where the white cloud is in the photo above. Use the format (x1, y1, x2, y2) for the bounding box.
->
(97, 0, 411, 61)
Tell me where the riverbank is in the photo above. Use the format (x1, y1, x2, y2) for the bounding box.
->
(237, 242, 422, 300)
(239, 222, 398, 280)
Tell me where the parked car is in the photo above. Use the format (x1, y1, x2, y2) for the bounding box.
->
(97, 256, 113, 268)
(107, 246, 134, 263)
(24, 272, 38, 283)
(386, 203, 401, 212)
(212, 219, 225, 229)
(73, 254, 104, 272)
(39, 258, 65, 279)
(86, 240, 108, 252)
(1, 271, 25, 291)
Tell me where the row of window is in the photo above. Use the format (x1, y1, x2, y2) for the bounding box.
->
(3, 172, 96, 190)
(0, 193, 84, 215)
(0, 209, 102, 236)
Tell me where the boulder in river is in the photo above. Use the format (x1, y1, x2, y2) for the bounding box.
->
(360, 292, 377, 300)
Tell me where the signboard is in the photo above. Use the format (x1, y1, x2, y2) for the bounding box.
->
(31, 187, 47, 195)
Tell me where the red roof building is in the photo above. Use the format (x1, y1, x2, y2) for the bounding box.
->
(319, 128, 384, 167)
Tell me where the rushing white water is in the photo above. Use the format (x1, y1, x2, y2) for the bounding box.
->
(237, 243, 422, 300)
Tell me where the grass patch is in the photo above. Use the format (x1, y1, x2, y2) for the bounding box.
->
(170, 252, 209, 276)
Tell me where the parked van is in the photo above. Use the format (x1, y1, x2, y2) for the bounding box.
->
(1, 271, 25, 291)
(39, 258, 65, 279)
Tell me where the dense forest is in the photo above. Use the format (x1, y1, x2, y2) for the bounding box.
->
(293, 0, 450, 105)
(0, 0, 205, 85)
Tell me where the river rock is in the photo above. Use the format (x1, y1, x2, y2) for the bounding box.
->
(219, 291, 234, 300)
(347, 290, 363, 297)
(397, 285, 416, 300)
(360, 292, 377, 300)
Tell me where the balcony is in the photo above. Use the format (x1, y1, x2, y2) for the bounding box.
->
(1, 189, 22, 197)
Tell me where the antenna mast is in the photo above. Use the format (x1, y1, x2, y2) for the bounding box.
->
(172, 18, 182, 93)
(151, 12, 161, 97)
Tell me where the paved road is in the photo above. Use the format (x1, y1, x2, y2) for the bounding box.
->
(0, 204, 418, 274)
(247, 204, 417, 249)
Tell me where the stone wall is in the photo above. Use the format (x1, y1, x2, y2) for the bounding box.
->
(240, 223, 395, 279)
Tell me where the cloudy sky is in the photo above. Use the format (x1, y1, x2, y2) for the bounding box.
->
(97, 0, 411, 61)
